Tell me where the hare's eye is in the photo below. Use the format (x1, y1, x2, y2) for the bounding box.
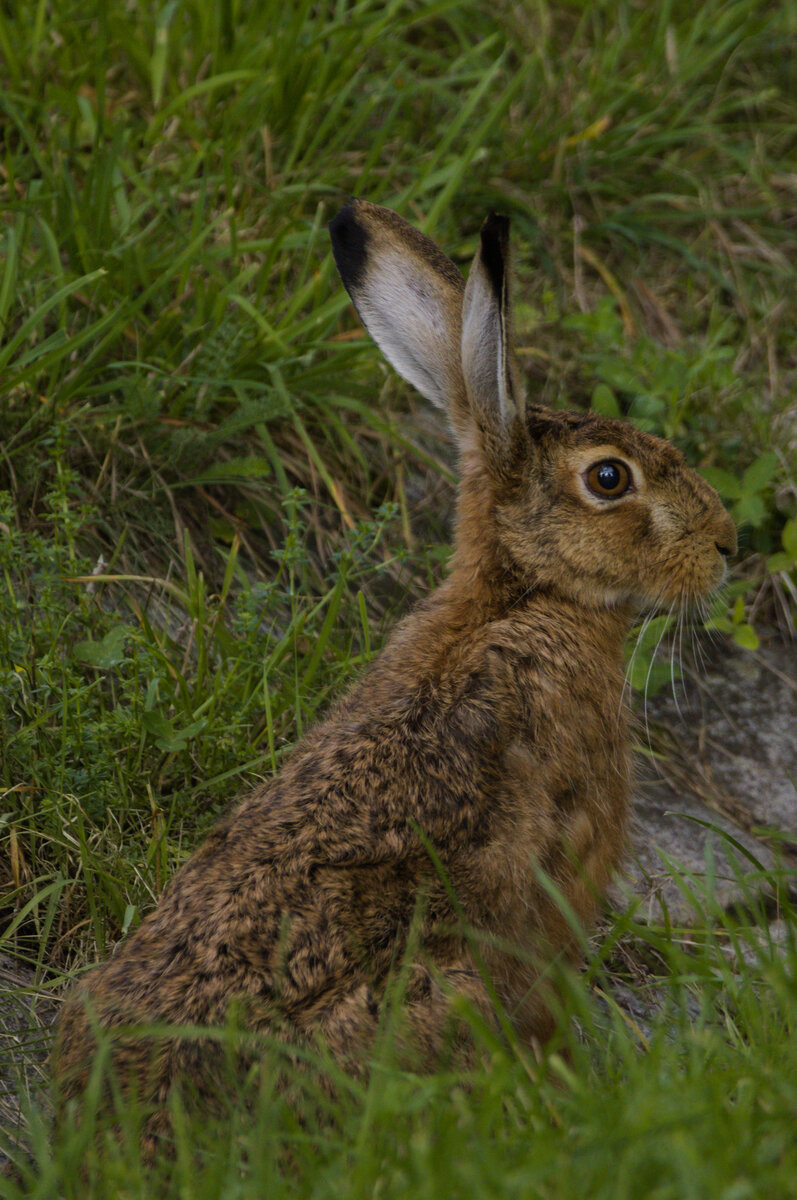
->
(585, 459, 631, 498)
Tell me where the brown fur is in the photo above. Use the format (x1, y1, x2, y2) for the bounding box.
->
(51, 202, 736, 1139)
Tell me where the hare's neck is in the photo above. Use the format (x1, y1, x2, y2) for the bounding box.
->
(443, 567, 632, 650)
(390, 544, 632, 674)
(446, 471, 525, 618)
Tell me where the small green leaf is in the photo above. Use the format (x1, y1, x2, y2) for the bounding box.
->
(121, 905, 138, 935)
(782, 516, 797, 562)
(141, 711, 207, 752)
(591, 384, 621, 418)
(73, 626, 128, 669)
(732, 623, 759, 651)
(732, 594, 745, 624)
(629, 614, 675, 655)
(733, 493, 766, 527)
(700, 467, 742, 500)
(188, 457, 273, 485)
(626, 656, 679, 695)
(767, 552, 793, 573)
(629, 394, 666, 421)
(596, 362, 641, 394)
(141, 710, 174, 741)
(741, 451, 779, 495)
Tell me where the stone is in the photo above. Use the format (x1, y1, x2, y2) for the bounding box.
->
(615, 635, 796, 925)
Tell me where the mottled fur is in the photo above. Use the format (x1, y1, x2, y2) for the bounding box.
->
(51, 202, 736, 1138)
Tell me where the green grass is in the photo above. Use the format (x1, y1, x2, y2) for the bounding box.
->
(0, 0, 796, 1194)
(5, 868, 797, 1198)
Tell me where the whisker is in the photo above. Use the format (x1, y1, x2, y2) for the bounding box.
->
(703, 617, 721, 648)
(669, 602, 683, 718)
(691, 621, 707, 678)
(642, 605, 673, 751)
(690, 591, 708, 676)
(619, 610, 653, 728)
(618, 582, 670, 733)
(679, 591, 690, 691)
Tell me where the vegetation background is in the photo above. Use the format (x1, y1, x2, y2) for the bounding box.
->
(0, 0, 795, 1194)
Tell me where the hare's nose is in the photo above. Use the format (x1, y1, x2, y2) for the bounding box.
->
(713, 510, 738, 559)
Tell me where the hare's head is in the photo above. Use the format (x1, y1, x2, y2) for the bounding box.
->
(330, 201, 736, 613)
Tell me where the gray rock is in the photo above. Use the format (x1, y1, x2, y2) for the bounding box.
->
(650, 639, 797, 836)
(616, 635, 796, 925)
(616, 761, 776, 925)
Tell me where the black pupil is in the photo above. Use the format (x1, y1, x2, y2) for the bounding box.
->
(597, 463, 621, 491)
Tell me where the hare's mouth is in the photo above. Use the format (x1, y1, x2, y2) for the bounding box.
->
(641, 533, 731, 610)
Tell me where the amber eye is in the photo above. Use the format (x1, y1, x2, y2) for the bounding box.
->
(585, 459, 632, 498)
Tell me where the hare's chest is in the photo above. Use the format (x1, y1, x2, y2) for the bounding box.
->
(474, 710, 631, 922)
(470, 732, 630, 1040)
(514, 721, 626, 819)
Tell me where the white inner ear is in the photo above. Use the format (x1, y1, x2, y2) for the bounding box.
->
(354, 253, 460, 411)
(461, 272, 517, 430)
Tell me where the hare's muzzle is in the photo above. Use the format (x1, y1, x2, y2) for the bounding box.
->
(710, 507, 738, 584)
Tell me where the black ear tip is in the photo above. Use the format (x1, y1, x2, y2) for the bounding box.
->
(329, 200, 369, 291)
(479, 211, 510, 299)
(328, 199, 357, 237)
(481, 211, 510, 242)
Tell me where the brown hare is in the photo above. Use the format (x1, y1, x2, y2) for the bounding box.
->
(51, 201, 737, 1140)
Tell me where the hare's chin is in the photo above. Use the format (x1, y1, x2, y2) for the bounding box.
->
(658, 576, 724, 612)
(601, 587, 633, 609)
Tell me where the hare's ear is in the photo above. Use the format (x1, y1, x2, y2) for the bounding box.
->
(329, 200, 470, 437)
(461, 213, 525, 464)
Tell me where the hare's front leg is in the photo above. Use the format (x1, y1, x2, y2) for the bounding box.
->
(311, 959, 498, 1074)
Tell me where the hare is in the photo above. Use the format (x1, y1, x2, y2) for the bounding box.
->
(51, 201, 736, 1139)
